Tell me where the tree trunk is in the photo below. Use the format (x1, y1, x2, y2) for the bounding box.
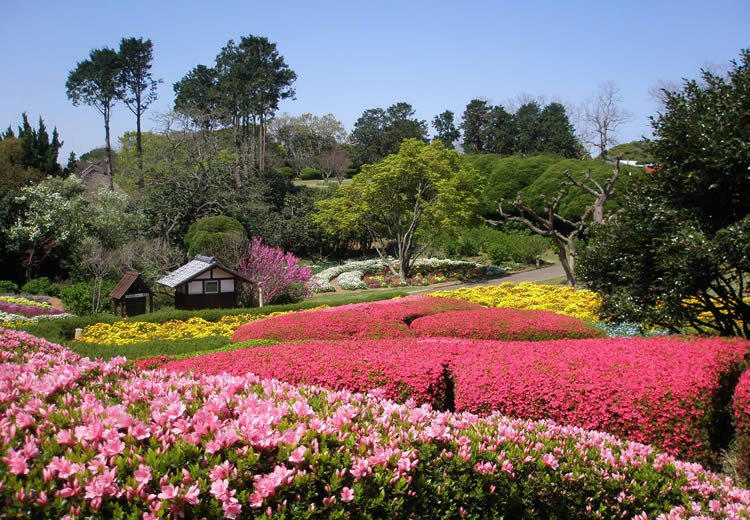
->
(232, 117, 242, 189)
(552, 235, 576, 287)
(104, 108, 114, 191)
(136, 105, 143, 189)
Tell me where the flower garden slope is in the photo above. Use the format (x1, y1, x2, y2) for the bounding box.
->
(232, 296, 483, 343)
(1, 328, 749, 519)
(167, 335, 749, 465)
(410, 308, 603, 340)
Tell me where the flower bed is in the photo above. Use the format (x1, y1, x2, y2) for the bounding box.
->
(76, 308, 327, 345)
(231, 296, 482, 343)
(311, 258, 507, 292)
(410, 308, 604, 341)
(0, 294, 69, 318)
(168, 335, 748, 465)
(1, 328, 749, 519)
(734, 369, 750, 484)
(430, 281, 602, 321)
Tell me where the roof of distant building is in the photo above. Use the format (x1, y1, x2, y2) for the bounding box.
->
(156, 255, 251, 288)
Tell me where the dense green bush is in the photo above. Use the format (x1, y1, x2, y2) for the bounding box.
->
(0, 280, 19, 293)
(60, 282, 92, 315)
(21, 276, 60, 297)
(275, 166, 296, 178)
(299, 167, 322, 180)
(68, 335, 245, 362)
(184, 215, 246, 258)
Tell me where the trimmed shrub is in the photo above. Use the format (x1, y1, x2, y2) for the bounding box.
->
(2, 328, 750, 519)
(410, 308, 604, 341)
(20, 276, 60, 297)
(299, 167, 322, 180)
(0, 280, 19, 293)
(184, 215, 246, 258)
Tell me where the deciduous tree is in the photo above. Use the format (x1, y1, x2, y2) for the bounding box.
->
(581, 82, 631, 160)
(315, 139, 481, 279)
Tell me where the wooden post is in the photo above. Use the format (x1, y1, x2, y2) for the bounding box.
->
(258, 284, 264, 308)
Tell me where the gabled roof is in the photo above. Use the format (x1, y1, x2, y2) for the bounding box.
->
(109, 271, 154, 300)
(156, 255, 251, 288)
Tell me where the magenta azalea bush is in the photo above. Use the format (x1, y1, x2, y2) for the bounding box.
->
(1, 328, 750, 519)
(231, 296, 483, 343)
(0, 300, 68, 317)
(231, 297, 602, 344)
(163, 336, 748, 465)
(238, 237, 312, 305)
(734, 370, 750, 484)
(409, 308, 603, 340)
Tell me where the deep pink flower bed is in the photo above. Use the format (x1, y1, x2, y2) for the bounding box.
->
(232, 297, 602, 343)
(231, 297, 482, 342)
(734, 369, 750, 483)
(162, 336, 748, 465)
(410, 308, 603, 340)
(2, 328, 750, 519)
(0, 300, 68, 317)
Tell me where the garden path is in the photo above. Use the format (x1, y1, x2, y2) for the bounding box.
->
(408, 263, 566, 295)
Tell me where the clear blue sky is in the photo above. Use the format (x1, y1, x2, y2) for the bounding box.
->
(1, 0, 748, 160)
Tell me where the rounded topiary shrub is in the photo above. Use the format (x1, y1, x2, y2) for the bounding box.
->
(299, 167, 322, 180)
(184, 215, 246, 258)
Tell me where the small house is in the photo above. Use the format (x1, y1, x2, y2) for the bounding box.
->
(157, 255, 251, 310)
(109, 271, 154, 317)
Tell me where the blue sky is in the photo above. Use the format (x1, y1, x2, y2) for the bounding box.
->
(1, 0, 748, 160)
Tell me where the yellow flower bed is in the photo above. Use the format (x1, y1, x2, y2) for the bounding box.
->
(429, 282, 602, 322)
(0, 296, 52, 309)
(77, 307, 329, 345)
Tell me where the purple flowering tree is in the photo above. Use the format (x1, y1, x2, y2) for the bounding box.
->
(238, 237, 312, 306)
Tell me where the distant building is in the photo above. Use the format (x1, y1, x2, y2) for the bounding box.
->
(109, 271, 154, 316)
(78, 163, 124, 194)
(157, 255, 252, 310)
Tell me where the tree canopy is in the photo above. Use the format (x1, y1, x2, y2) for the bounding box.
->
(314, 139, 481, 279)
(578, 50, 750, 337)
(349, 102, 428, 167)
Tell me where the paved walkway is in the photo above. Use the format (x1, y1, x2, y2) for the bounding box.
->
(409, 264, 567, 295)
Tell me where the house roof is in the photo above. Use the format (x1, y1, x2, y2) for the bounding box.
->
(156, 255, 251, 288)
(79, 163, 125, 194)
(109, 271, 154, 300)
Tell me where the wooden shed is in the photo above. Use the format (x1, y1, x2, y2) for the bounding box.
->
(109, 271, 154, 317)
(156, 255, 251, 310)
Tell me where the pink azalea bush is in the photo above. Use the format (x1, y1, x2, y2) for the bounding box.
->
(734, 369, 750, 484)
(164, 336, 748, 465)
(409, 308, 603, 340)
(0, 300, 68, 317)
(1, 328, 750, 519)
(231, 296, 482, 343)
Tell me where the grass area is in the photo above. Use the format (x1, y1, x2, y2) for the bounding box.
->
(537, 276, 569, 286)
(67, 336, 277, 362)
(305, 289, 409, 305)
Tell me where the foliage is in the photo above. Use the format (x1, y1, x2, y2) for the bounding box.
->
(578, 50, 750, 337)
(20, 277, 60, 297)
(6, 112, 64, 178)
(431, 110, 460, 149)
(70, 335, 234, 362)
(60, 282, 96, 316)
(269, 112, 346, 173)
(237, 237, 312, 305)
(349, 102, 428, 166)
(486, 232, 550, 265)
(607, 139, 654, 164)
(315, 139, 482, 279)
(66, 47, 122, 179)
(3, 329, 749, 519)
(429, 281, 601, 322)
(0, 280, 19, 293)
(298, 166, 321, 180)
(184, 215, 246, 259)
(460, 99, 581, 158)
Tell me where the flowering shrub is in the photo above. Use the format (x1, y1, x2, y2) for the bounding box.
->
(238, 237, 312, 304)
(177, 335, 748, 465)
(430, 281, 602, 321)
(734, 370, 750, 484)
(231, 297, 482, 343)
(1, 328, 749, 519)
(77, 308, 328, 345)
(363, 263, 484, 289)
(0, 295, 52, 308)
(410, 308, 604, 341)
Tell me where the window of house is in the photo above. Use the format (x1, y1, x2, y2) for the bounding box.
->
(204, 280, 219, 294)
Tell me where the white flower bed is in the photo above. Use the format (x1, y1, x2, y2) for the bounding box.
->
(310, 258, 508, 292)
(0, 311, 74, 323)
